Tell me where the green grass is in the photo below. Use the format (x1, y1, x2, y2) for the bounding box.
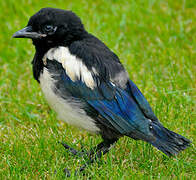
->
(0, 0, 195, 179)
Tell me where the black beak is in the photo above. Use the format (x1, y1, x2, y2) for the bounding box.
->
(12, 26, 46, 39)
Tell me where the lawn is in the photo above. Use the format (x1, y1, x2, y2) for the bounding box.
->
(0, 0, 195, 179)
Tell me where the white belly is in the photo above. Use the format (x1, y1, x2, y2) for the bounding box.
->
(39, 68, 100, 133)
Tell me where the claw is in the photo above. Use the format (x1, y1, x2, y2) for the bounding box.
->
(63, 168, 71, 177)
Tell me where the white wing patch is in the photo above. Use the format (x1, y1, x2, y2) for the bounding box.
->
(43, 46, 96, 89)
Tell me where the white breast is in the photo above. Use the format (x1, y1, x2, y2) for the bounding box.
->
(39, 64, 100, 133)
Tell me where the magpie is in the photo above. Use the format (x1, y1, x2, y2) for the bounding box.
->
(13, 8, 191, 173)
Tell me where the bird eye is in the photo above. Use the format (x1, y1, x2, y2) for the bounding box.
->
(44, 25, 54, 32)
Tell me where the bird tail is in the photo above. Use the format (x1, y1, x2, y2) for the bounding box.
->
(148, 121, 191, 156)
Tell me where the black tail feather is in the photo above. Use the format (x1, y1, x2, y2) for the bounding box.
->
(149, 121, 191, 156)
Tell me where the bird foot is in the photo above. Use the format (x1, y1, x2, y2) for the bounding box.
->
(63, 167, 86, 177)
(63, 168, 71, 177)
(59, 139, 117, 176)
(59, 142, 89, 157)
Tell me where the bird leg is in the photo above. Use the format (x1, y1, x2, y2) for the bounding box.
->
(60, 138, 117, 158)
(75, 140, 114, 174)
(60, 141, 107, 157)
(60, 142, 82, 156)
(62, 139, 117, 176)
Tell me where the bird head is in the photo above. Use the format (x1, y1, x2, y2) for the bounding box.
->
(13, 8, 86, 48)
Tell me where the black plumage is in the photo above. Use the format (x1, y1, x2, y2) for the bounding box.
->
(13, 7, 191, 175)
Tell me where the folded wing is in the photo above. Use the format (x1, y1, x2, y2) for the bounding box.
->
(58, 63, 153, 141)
